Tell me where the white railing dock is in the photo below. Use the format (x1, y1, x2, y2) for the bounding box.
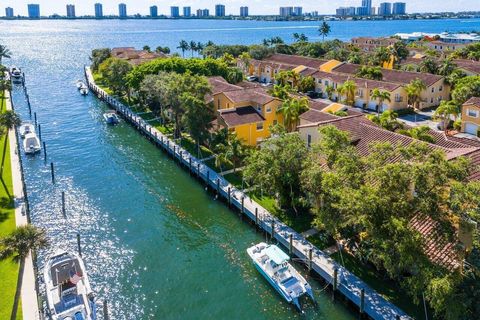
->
(85, 66, 410, 320)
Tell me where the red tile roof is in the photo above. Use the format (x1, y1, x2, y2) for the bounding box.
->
(454, 59, 480, 75)
(222, 87, 275, 105)
(219, 106, 265, 127)
(300, 110, 338, 123)
(464, 96, 480, 106)
(263, 54, 327, 69)
(332, 63, 444, 87)
(312, 70, 401, 92)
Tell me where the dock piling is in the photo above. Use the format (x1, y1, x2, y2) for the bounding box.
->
(61, 191, 66, 217)
(360, 288, 365, 315)
(38, 124, 42, 140)
(289, 234, 293, 256)
(50, 162, 55, 184)
(43, 142, 47, 161)
(255, 208, 258, 227)
(34, 112, 37, 127)
(197, 163, 200, 177)
(308, 248, 313, 271)
(227, 187, 231, 207)
(271, 220, 275, 241)
(333, 268, 338, 300)
(103, 300, 109, 320)
(241, 197, 244, 215)
(76, 233, 82, 257)
(216, 178, 220, 196)
(206, 171, 210, 189)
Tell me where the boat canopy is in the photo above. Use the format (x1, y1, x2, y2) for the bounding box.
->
(265, 245, 289, 265)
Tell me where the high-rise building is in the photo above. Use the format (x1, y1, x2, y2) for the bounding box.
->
(361, 0, 372, 14)
(27, 4, 40, 19)
(5, 7, 14, 18)
(202, 9, 210, 17)
(94, 3, 103, 18)
(150, 6, 158, 17)
(240, 6, 248, 17)
(356, 6, 369, 16)
(118, 3, 127, 18)
(66, 4, 76, 18)
(183, 7, 191, 17)
(378, 2, 392, 15)
(171, 6, 180, 17)
(392, 2, 406, 15)
(336, 7, 356, 16)
(215, 4, 225, 17)
(279, 7, 293, 17)
(293, 7, 303, 16)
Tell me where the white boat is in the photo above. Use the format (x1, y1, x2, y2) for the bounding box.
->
(247, 242, 315, 312)
(23, 132, 41, 154)
(76, 80, 85, 90)
(44, 250, 97, 320)
(103, 111, 119, 125)
(19, 122, 35, 138)
(10, 67, 22, 83)
(80, 85, 89, 96)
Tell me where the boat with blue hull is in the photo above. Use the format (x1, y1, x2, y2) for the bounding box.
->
(247, 242, 315, 313)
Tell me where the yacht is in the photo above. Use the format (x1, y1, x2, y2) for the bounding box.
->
(247, 242, 315, 313)
(23, 132, 41, 154)
(79, 85, 89, 96)
(10, 67, 23, 83)
(19, 122, 35, 138)
(44, 250, 97, 320)
(103, 111, 120, 125)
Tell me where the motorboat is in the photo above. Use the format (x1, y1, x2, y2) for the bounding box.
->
(80, 85, 89, 96)
(19, 122, 35, 138)
(247, 242, 315, 313)
(44, 250, 97, 320)
(103, 111, 120, 125)
(76, 80, 85, 90)
(23, 132, 41, 154)
(10, 67, 22, 83)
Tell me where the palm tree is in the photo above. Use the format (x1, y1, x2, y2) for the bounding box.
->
(398, 126, 435, 143)
(325, 85, 335, 100)
(177, 40, 189, 58)
(373, 46, 391, 66)
(239, 52, 252, 73)
(275, 71, 290, 86)
(370, 88, 391, 115)
(269, 84, 291, 101)
(0, 110, 21, 134)
(299, 34, 308, 42)
(0, 79, 12, 92)
(337, 80, 357, 106)
(419, 58, 438, 74)
(319, 22, 331, 42)
(434, 100, 461, 134)
(438, 58, 457, 77)
(196, 42, 204, 57)
(0, 45, 12, 65)
(189, 41, 197, 57)
(286, 70, 301, 89)
(277, 97, 309, 132)
(0, 225, 48, 320)
(405, 79, 427, 110)
(215, 133, 245, 173)
(293, 33, 300, 41)
(367, 110, 402, 131)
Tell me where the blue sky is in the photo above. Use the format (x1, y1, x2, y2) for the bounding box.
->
(3, 0, 480, 16)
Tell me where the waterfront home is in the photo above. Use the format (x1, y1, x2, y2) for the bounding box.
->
(331, 63, 450, 109)
(208, 77, 284, 146)
(350, 36, 400, 52)
(454, 59, 480, 76)
(395, 32, 480, 44)
(461, 97, 480, 136)
(425, 40, 468, 52)
(111, 47, 166, 65)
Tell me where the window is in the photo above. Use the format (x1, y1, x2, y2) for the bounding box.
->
(357, 89, 363, 98)
(317, 79, 322, 84)
(395, 94, 402, 102)
(217, 99, 220, 109)
(439, 85, 443, 92)
(430, 98, 434, 103)
(324, 80, 329, 86)
(266, 105, 272, 113)
(307, 134, 312, 148)
(256, 122, 264, 131)
(467, 109, 479, 118)
(256, 106, 262, 113)
(431, 87, 435, 93)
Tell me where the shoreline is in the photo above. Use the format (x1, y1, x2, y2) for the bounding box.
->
(5, 90, 40, 320)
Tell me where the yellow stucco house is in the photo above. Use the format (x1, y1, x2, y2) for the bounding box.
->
(461, 97, 480, 136)
(208, 77, 284, 146)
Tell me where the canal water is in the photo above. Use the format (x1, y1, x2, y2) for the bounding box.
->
(2, 18, 477, 319)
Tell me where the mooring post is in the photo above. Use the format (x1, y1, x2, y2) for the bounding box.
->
(216, 178, 220, 196)
(360, 288, 365, 315)
(308, 248, 313, 271)
(50, 162, 55, 184)
(179, 150, 183, 164)
(333, 268, 338, 300)
(173, 145, 176, 159)
(76, 233, 82, 257)
(227, 187, 231, 207)
(34, 112, 37, 127)
(61, 191, 66, 217)
(241, 197, 244, 214)
(43, 142, 47, 161)
(395, 316, 400, 320)
(289, 234, 293, 256)
(38, 124, 42, 140)
(255, 208, 258, 227)
(103, 300, 109, 320)
(206, 170, 210, 188)
(197, 163, 200, 177)
(189, 157, 192, 173)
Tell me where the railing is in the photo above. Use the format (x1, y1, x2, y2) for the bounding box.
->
(85, 66, 411, 320)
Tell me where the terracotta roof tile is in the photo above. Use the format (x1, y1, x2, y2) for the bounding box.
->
(219, 106, 265, 127)
(263, 54, 327, 69)
(464, 96, 480, 106)
(223, 88, 275, 105)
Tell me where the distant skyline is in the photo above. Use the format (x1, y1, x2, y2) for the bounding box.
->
(2, 0, 480, 16)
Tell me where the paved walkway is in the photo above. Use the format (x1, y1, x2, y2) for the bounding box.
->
(6, 92, 40, 320)
(301, 228, 319, 237)
(220, 167, 244, 176)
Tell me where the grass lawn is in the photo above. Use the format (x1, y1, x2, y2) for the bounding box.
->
(331, 251, 426, 319)
(223, 172, 244, 188)
(180, 136, 214, 159)
(249, 193, 314, 234)
(0, 92, 22, 320)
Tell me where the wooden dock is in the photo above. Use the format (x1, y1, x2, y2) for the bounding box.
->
(85, 67, 410, 320)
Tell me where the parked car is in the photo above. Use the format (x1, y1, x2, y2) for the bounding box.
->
(306, 91, 320, 99)
(247, 76, 258, 82)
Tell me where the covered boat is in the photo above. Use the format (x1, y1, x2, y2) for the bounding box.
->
(103, 111, 119, 125)
(23, 132, 41, 154)
(10, 67, 23, 83)
(79, 85, 89, 96)
(44, 250, 97, 320)
(19, 122, 35, 138)
(247, 242, 315, 312)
